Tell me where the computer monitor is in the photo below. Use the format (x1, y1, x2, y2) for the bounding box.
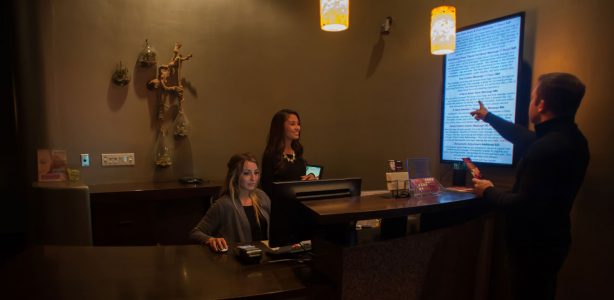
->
(268, 178, 362, 247)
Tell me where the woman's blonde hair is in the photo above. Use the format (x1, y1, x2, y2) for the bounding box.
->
(220, 153, 264, 224)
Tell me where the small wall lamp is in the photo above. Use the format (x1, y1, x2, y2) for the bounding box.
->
(320, 0, 349, 32)
(430, 5, 456, 55)
(381, 16, 393, 35)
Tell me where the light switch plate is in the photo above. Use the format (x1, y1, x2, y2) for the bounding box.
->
(80, 153, 90, 167)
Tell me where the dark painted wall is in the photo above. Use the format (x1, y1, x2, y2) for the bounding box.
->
(7, 0, 612, 298)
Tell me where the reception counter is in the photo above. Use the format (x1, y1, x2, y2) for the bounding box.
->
(17, 187, 493, 299)
(302, 190, 477, 224)
(0, 245, 327, 299)
(301, 190, 494, 299)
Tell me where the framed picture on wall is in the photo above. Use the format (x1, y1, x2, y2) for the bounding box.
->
(37, 149, 67, 182)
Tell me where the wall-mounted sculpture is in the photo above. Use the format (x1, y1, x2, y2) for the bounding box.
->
(147, 42, 193, 167)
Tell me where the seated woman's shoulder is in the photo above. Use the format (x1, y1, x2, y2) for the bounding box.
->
(211, 194, 234, 207)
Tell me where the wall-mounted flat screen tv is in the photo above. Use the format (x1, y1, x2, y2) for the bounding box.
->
(440, 12, 525, 165)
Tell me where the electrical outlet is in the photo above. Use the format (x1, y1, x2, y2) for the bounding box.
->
(101, 153, 135, 166)
(80, 153, 90, 167)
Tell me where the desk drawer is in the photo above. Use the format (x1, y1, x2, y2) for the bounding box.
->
(91, 200, 156, 246)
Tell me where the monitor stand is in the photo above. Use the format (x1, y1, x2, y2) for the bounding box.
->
(452, 162, 467, 186)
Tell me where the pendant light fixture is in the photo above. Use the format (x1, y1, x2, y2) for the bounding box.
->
(430, 5, 456, 55)
(320, 0, 349, 32)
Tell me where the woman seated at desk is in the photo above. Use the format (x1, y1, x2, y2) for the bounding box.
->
(261, 109, 316, 196)
(190, 153, 270, 252)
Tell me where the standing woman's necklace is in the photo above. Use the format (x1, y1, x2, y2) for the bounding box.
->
(282, 152, 296, 163)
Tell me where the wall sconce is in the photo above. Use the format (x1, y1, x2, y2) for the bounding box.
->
(138, 39, 157, 67)
(430, 5, 456, 55)
(320, 0, 349, 32)
(381, 16, 393, 35)
(111, 61, 130, 86)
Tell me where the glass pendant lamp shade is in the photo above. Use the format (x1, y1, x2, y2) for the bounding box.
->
(138, 39, 157, 67)
(173, 108, 190, 138)
(431, 5, 456, 55)
(320, 0, 349, 32)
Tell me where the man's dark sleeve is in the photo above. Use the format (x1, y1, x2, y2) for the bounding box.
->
(484, 112, 536, 150)
(483, 184, 527, 208)
(483, 142, 557, 208)
(480, 112, 538, 207)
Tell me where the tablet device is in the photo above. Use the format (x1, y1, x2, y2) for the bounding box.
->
(305, 164, 323, 179)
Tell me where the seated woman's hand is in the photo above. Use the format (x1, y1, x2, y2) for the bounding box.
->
(206, 237, 228, 252)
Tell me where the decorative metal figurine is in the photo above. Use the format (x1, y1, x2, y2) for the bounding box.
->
(147, 42, 193, 167)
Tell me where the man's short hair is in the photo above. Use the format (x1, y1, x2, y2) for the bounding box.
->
(537, 73, 586, 117)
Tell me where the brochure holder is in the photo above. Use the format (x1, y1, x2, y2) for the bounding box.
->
(384, 157, 445, 198)
(409, 177, 445, 197)
(386, 172, 410, 198)
(405, 157, 444, 197)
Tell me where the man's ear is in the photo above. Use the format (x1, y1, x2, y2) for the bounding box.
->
(537, 99, 546, 113)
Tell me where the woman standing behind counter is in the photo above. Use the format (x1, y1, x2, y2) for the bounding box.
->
(261, 109, 316, 196)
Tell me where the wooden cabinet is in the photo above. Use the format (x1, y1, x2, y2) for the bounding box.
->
(89, 181, 221, 246)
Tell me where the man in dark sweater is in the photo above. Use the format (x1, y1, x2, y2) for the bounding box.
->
(471, 73, 589, 300)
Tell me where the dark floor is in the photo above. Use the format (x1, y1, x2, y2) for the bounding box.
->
(0, 233, 26, 267)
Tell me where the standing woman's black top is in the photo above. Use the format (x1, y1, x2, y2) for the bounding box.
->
(260, 152, 307, 197)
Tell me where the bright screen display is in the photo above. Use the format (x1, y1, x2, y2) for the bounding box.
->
(305, 165, 322, 179)
(440, 13, 524, 165)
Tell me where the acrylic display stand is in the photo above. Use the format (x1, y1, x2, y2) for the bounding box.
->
(409, 177, 445, 197)
(406, 157, 430, 179)
(405, 158, 444, 197)
(384, 158, 446, 198)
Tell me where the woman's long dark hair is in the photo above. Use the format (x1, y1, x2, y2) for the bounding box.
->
(263, 109, 304, 175)
(263, 109, 304, 158)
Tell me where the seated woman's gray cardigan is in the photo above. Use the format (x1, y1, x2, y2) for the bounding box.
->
(189, 188, 271, 245)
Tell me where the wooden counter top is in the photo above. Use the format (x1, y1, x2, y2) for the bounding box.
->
(301, 191, 478, 224)
(0, 245, 321, 299)
(88, 180, 222, 194)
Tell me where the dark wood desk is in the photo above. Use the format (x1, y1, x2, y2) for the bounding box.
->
(90, 181, 222, 245)
(301, 190, 477, 224)
(88, 181, 222, 196)
(30, 181, 223, 246)
(0, 245, 323, 300)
